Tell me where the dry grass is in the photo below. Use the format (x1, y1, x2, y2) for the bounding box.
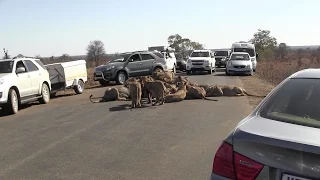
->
(256, 58, 320, 85)
(85, 68, 100, 88)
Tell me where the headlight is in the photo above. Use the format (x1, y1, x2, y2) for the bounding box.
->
(251, 58, 256, 61)
(245, 65, 250, 68)
(187, 60, 192, 64)
(0, 79, 4, 85)
(221, 58, 226, 61)
(105, 66, 115, 71)
(204, 61, 210, 65)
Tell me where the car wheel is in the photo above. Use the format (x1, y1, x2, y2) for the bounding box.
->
(74, 79, 85, 94)
(207, 65, 213, 74)
(4, 89, 19, 114)
(39, 83, 50, 104)
(186, 70, 192, 75)
(99, 80, 109, 86)
(253, 69, 256, 72)
(153, 67, 163, 74)
(116, 71, 127, 85)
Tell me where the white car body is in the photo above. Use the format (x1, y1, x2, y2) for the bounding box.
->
(0, 58, 51, 113)
(231, 41, 258, 71)
(186, 49, 216, 74)
(226, 52, 253, 75)
(45, 60, 87, 94)
(148, 46, 177, 72)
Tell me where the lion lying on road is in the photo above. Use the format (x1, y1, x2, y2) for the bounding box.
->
(89, 86, 130, 103)
(186, 85, 218, 101)
(205, 84, 266, 97)
(164, 81, 187, 103)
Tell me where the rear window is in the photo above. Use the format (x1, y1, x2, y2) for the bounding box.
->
(153, 52, 164, 58)
(260, 78, 320, 128)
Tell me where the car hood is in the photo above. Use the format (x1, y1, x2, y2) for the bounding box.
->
(229, 60, 251, 66)
(95, 62, 125, 71)
(189, 57, 211, 61)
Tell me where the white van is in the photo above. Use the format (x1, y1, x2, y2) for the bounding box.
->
(231, 41, 259, 72)
(186, 49, 216, 75)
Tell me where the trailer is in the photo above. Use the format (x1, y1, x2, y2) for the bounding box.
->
(45, 60, 88, 96)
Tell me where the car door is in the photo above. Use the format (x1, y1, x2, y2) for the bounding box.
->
(140, 53, 156, 75)
(23, 60, 41, 95)
(125, 53, 143, 77)
(15, 60, 32, 97)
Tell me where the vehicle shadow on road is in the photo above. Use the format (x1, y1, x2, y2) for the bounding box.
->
(0, 102, 42, 117)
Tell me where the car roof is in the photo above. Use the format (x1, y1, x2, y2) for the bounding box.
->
(291, 68, 320, 79)
(0, 58, 39, 62)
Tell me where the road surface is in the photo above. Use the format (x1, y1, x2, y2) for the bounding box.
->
(0, 69, 254, 180)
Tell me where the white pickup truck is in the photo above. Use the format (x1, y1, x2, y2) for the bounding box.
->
(0, 58, 87, 115)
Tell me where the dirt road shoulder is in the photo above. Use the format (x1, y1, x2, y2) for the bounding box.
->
(240, 75, 275, 108)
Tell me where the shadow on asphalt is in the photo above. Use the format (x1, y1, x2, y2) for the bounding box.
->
(0, 102, 43, 117)
(109, 99, 158, 112)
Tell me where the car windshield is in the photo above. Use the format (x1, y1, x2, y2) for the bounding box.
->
(0, 61, 14, 73)
(230, 54, 250, 60)
(190, 52, 209, 57)
(233, 48, 255, 57)
(260, 78, 320, 129)
(214, 51, 228, 56)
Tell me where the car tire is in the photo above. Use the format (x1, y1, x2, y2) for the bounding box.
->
(116, 71, 127, 85)
(39, 83, 50, 104)
(74, 79, 85, 94)
(207, 65, 213, 74)
(253, 69, 256, 72)
(99, 80, 109, 86)
(3, 88, 19, 114)
(186, 70, 192, 75)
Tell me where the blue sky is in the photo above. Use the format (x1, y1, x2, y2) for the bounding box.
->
(0, 0, 319, 57)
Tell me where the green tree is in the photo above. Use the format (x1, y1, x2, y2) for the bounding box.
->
(167, 34, 204, 58)
(250, 29, 277, 60)
(86, 40, 106, 67)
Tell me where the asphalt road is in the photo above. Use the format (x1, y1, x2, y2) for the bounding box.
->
(0, 69, 254, 180)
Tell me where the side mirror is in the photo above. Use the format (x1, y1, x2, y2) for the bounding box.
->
(256, 53, 259, 58)
(16, 67, 26, 74)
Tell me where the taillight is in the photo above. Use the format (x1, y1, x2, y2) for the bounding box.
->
(212, 142, 264, 180)
(234, 152, 264, 180)
(212, 142, 235, 179)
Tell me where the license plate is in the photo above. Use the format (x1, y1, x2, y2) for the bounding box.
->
(194, 65, 202, 68)
(282, 174, 313, 180)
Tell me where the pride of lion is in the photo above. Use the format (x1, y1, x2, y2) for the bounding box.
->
(89, 69, 265, 108)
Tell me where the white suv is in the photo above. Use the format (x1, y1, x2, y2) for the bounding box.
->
(186, 50, 216, 75)
(0, 58, 51, 114)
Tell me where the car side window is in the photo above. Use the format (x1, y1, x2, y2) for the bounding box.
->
(24, 60, 39, 72)
(141, 54, 155, 61)
(129, 54, 141, 62)
(16, 61, 27, 73)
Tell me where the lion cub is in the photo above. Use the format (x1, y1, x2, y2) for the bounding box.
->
(128, 80, 143, 108)
(140, 76, 166, 106)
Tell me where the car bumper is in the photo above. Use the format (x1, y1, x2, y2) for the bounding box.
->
(210, 173, 231, 180)
(226, 67, 252, 75)
(93, 70, 117, 81)
(186, 65, 211, 71)
(215, 61, 226, 66)
(0, 88, 8, 104)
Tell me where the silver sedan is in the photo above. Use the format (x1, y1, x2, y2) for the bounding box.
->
(210, 68, 320, 180)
